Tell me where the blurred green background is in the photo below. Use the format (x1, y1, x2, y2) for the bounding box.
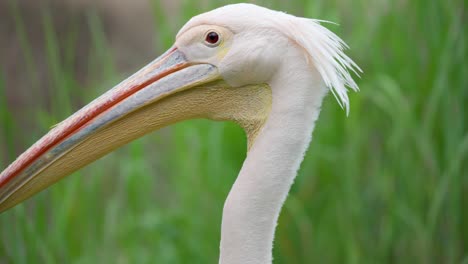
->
(0, 0, 466, 263)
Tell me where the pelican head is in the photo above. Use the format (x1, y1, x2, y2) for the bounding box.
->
(0, 3, 359, 263)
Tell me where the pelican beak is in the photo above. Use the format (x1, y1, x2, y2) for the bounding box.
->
(0, 47, 221, 212)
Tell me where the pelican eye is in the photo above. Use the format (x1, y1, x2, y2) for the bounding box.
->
(205, 31, 220, 46)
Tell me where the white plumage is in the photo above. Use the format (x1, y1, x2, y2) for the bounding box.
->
(0, 4, 360, 264)
(177, 4, 360, 263)
(180, 4, 361, 113)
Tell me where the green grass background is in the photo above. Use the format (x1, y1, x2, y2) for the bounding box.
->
(0, 0, 466, 263)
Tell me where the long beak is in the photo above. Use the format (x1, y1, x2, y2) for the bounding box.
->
(0, 47, 220, 212)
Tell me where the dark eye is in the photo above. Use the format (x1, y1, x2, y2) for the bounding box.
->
(205, 31, 220, 46)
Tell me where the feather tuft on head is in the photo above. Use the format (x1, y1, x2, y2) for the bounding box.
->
(272, 16, 362, 115)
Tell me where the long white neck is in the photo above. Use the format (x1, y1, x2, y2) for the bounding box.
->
(219, 48, 328, 264)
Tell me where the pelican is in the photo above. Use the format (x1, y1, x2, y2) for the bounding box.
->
(0, 3, 360, 263)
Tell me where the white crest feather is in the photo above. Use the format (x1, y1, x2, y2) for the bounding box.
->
(273, 16, 362, 115)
